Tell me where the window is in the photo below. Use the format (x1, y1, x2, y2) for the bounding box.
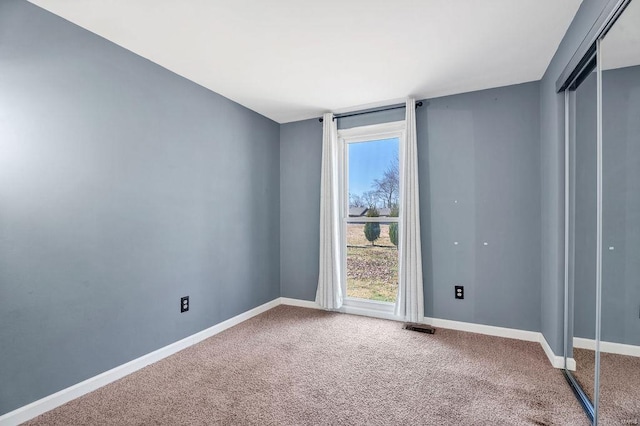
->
(339, 121, 405, 308)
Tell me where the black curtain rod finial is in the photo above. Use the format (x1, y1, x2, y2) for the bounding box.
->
(319, 101, 423, 122)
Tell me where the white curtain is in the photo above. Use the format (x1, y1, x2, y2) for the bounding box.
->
(395, 99, 424, 322)
(316, 112, 343, 310)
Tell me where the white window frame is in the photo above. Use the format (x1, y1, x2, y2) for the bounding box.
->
(338, 120, 406, 314)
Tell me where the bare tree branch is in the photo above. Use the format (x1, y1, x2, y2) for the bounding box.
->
(372, 155, 399, 208)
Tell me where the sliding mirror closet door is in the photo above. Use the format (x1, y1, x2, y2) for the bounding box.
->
(568, 66, 598, 413)
(599, 0, 640, 423)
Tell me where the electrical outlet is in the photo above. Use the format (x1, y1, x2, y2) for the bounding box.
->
(181, 296, 189, 313)
(455, 286, 464, 300)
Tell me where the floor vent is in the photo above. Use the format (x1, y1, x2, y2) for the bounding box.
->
(403, 323, 436, 334)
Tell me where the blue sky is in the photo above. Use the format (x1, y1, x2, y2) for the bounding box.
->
(348, 137, 398, 198)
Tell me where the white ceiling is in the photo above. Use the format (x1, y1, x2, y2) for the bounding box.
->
(28, 0, 583, 123)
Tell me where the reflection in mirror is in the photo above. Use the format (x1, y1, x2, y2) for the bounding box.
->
(569, 68, 598, 408)
(600, 0, 640, 423)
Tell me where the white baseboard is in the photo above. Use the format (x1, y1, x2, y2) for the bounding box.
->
(422, 316, 540, 342)
(422, 316, 572, 370)
(538, 334, 575, 370)
(279, 298, 571, 370)
(574, 337, 640, 357)
(279, 297, 320, 310)
(0, 298, 280, 426)
(1, 296, 574, 425)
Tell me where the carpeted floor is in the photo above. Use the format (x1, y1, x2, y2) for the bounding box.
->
(26, 306, 590, 425)
(572, 347, 640, 425)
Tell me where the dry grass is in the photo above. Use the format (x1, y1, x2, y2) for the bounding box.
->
(346, 223, 398, 302)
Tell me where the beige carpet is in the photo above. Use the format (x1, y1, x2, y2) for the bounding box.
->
(572, 347, 640, 425)
(26, 306, 589, 425)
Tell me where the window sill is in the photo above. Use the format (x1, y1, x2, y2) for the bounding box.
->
(341, 297, 400, 321)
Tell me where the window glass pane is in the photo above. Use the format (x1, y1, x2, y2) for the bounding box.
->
(348, 138, 399, 211)
(346, 222, 398, 302)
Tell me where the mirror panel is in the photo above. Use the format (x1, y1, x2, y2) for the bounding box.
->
(569, 67, 598, 408)
(599, 0, 640, 423)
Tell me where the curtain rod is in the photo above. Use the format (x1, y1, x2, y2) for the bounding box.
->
(318, 101, 423, 122)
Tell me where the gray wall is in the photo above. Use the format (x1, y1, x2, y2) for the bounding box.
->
(279, 119, 322, 301)
(573, 66, 640, 346)
(280, 82, 542, 332)
(422, 83, 540, 330)
(539, 0, 612, 356)
(601, 65, 640, 346)
(0, 0, 280, 415)
(1, 0, 628, 416)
